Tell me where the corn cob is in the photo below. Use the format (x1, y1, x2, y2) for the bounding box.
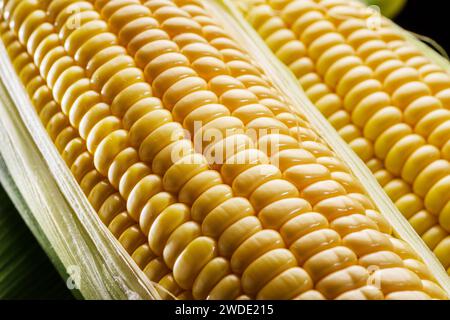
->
(240, 0, 450, 274)
(0, 0, 447, 300)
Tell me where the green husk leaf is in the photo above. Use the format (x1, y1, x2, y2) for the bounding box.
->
(0, 180, 75, 299)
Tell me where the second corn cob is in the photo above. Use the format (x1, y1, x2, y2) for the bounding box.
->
(240, 0, 450, 275)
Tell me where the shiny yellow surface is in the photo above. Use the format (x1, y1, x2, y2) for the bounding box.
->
(244, 0, 450, 275)
(0, 0, 446, 300)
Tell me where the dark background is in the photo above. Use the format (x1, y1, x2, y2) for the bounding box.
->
(395, 0, 450, 54)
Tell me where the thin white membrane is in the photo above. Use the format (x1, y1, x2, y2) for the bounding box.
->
(208, 0, 450, 294)
(0, 28, 161, 299)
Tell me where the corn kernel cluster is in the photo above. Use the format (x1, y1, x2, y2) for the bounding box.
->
(0, 0, 447, 300)
(243, 0, 450, 275)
